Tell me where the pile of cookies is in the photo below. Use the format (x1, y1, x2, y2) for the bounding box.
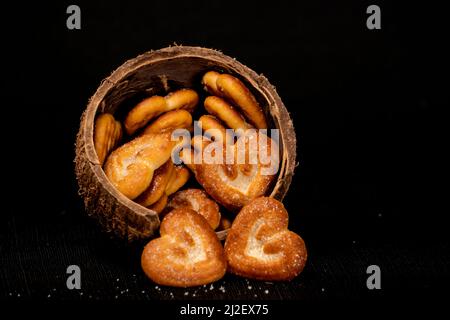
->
(93, 71, 307, 287)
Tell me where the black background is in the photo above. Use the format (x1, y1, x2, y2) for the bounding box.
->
(0, 0, 448, 307)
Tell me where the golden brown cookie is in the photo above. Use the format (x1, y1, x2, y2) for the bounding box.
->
(94, 113, 122, 166)
(142, 109, 193, 135)
(124, 89, 198, 135)
(202, 72, 267, 129)
(104, 132, 175, 199)
(204, 96, 252, 131)
(165, 89, 199, 113)
(138, 163, 190, 214)
(181, 132, 277, 212)
(136, 160, 174, 207)
(224, 197, 307, 281)
(202, 71, 221, 96)
(165, 165, 190, 196)
(198, 115, 232, 145)
(167, 189, 221, 229)
(148, 193, 168, 214)
(216, 74, 267, 129)
(141, 208, 227, 287)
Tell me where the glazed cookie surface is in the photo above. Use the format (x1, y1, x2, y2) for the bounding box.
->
(167, 189, 221, 229)
(141, 208, 227, 287)
(224, 197, 307, 281)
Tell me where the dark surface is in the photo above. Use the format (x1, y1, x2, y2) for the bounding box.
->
(1, 0, 448, 306)
(1, 212, 449, 302)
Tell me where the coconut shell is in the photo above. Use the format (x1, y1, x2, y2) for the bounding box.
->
(75, 46, 296, 242)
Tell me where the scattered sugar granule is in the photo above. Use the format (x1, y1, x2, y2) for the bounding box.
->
(184, 292, 189, 296)
(210, 284, 214, 290)
(264, 290, 269, 294)
(248, 286, 252, 290)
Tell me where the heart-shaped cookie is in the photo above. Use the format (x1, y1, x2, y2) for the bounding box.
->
(181, 131, 278, 212)
(141, 208, 227, 287)
(224, 197, 307, 281)
(167, 189, 221, 229)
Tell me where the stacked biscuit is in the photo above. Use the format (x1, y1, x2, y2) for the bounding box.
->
(93, 72, 307, 287)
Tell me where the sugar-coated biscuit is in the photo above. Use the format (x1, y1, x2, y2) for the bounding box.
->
(104, 132, 175, 199)
(181, 132, 277, 212)
(141, 208, 227, 287)
(167, 189, 221, 229)
(202, 72, 267, 129)
(124, 89, 198, 135)
(94, 113, 122, 166)
(224, 197, 307, 281)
